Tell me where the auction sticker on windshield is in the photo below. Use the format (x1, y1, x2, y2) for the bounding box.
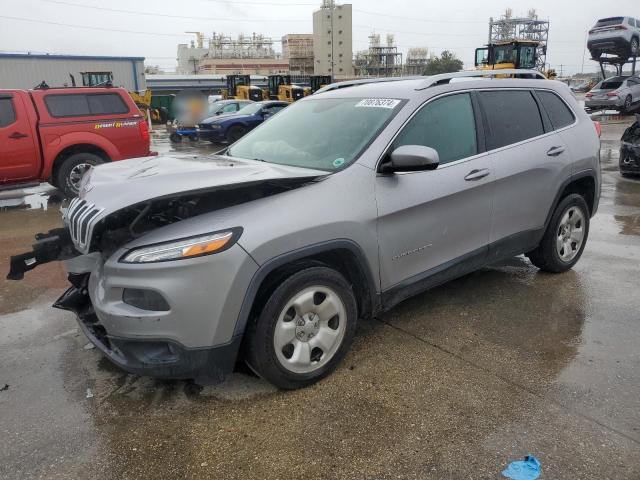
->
(355, 98, 401, 108)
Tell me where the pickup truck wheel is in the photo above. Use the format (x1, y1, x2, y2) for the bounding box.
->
(244, 266, 357, 389)
(526, 194, 590, 273)
(56, 152, 104, 198)
(169, 133, 182, 143)
(226, 125, 246, 143)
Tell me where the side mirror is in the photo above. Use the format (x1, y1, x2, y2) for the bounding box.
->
(382, 145, 440, 173)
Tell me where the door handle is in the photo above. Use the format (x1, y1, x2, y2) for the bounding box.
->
(9, 132, 28, 139)
(546, 146, 565, 157)
(464, 168, 490, 181)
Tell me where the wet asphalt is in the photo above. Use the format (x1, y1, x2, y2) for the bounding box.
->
(1, 120, 639, 479)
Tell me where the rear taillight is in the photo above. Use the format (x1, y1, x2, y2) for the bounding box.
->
(594, 121, 602, 138)
(607, 92, 619, 97)
(138, 119, 150, 142)
(614, 25, 627, 30)
(585, 92, 593, 98)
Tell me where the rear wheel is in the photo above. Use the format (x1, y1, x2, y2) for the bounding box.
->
(55, 152, 104, 198)
(630, 37, 639, 56)
(169, 133, 182, 143)
(244, 266, 357, 389)
(526, 194, 590, 273)
(624, 95, 633, 114)
(226, 125, 246, 143)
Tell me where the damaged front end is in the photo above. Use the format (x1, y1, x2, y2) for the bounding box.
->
(620, 114, 640, 175)
(6, 155, 326, 383)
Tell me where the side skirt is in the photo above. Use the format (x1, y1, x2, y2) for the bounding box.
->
(380, 228, 544, 311)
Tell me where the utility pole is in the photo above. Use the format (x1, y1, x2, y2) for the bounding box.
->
(580, 29, 588, 74)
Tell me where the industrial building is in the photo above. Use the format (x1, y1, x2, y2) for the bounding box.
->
(405, 47, 429, 76)
(177, 32, 289, 75)
(354, 33, 403, 77)
(313, 0, 353, 79)
(0, 53, 146, 91)
(282, 34, 314, 75)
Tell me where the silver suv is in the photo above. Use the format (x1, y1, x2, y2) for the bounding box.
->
(588, 16, 640, 59)
(9, 71, 601, 390)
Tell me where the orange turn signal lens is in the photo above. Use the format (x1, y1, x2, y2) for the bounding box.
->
(181, 233, 233, 258)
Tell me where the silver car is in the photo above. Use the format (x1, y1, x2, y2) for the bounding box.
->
(9, 71, 601, 390)
(585, 76, 640, 112)
(588, 16, 640, 59)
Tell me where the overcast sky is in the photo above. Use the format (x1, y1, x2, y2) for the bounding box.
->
(0, 0, 638, 75)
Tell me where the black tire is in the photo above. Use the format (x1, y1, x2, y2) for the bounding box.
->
(244, 266, 357, 390)
(526, 194, 590, 273)
(623, 95, 634, 114)
(169, 133, 182, 143)
(226, 125, 246, 143)
(589, 49, 602, 61)
(55, 152, 104, 198)
(188, 134, 199, 142)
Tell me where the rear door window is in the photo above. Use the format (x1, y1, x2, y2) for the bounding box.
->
(393, 93, 477, 165)
(0, 97, 16, 127)
(45, 93, 129, 117)
(537, 91, 575, 130)
(478, 90, 544, 150)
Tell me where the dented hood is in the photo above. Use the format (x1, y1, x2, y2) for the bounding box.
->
(79, 153, 328, 212)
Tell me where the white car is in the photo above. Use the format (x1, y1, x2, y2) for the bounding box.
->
(588, 16, 640, 59)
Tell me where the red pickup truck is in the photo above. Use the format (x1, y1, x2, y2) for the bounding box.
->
(0, 86, 154, 197)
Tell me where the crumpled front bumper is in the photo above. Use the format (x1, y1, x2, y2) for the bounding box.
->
(54, 275, 241, 384)
(8, 229, 258, 385)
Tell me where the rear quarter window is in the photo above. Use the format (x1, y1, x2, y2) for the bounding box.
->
(478, 90, 544, 150)
(0, 97, 16, 127)
(44, 93, 129, 117)
(537, 91, 575, 130)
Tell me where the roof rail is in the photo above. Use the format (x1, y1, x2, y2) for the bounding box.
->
(314, 76, 424, 95)
(416, 69, 546, 90)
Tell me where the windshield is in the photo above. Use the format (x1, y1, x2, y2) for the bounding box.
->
(208, 102, 226, 115)
(227, 98, 402, 170)
(494, 45, 517, 64)
(237, 103, 263, 115)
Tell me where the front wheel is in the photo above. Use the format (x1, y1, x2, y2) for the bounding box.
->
(526, 194, 590, 273)
(226, 125, 246, 143)
(55, 152, 104, 198)
(244, 266, 357, 389)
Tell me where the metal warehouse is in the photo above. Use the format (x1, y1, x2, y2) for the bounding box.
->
(0, 53, 146, 91)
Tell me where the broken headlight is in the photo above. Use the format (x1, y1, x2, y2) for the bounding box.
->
(120, 229, 240, 263)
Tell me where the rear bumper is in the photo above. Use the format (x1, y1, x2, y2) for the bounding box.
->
(588, 36, 631, 53)
(585, 97, 623, 109)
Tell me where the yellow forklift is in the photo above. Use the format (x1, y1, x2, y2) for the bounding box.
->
(474, 40, 556, 79)
(221, 75, 264, 101)
(267, 75, 305, 102)
(304, 75, 333, 96)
